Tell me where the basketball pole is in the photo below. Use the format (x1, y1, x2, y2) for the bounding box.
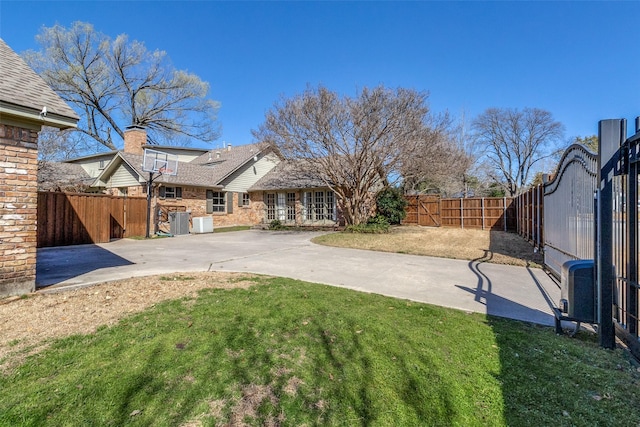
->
(145, 172, 157, 239)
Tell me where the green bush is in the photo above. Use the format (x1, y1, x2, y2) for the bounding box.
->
(268, 219, 284, 230)
(344, 215, 390, 234)
(376, 187, 407, 224)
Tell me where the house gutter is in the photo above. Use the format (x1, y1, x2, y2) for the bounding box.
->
(0, 101, 78, 130)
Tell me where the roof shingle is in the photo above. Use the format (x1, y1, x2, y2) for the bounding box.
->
(0, 38, 79, 121)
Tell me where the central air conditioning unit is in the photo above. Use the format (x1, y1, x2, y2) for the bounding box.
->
(192, 216, 214, 234)
(169, 211, 190, 235)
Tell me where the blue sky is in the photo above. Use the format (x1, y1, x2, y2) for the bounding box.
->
(1, 1, 639, 151)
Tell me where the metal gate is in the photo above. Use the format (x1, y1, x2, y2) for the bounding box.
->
(599, 118, 640, 352)
(543, 144, 598, 278)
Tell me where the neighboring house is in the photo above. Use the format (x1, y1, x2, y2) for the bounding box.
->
(0, 38, 79, 297)
(248, 161, 343, 227)
(38, 161, 94, 192)
(63, 126, 281, 232)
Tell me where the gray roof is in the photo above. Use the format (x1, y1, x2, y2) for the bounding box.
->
(0, 38, 79, 127)
(249, 160, 328, 191)
(114, 152, 223, 188)
(191, 143, 270, 183)
(38, 161, 93, 191)
(91, 143, 276, 190)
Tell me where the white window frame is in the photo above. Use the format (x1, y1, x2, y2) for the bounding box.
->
(207, 190, 226, 213)
(303, 190, 336, 222)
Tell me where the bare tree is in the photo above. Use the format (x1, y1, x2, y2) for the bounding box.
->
(472, 107, 564, 196)
(399, 113, 470, 196)
(37, 126, 97, 161)
(24, 21, 220, 151)
(253, 85, 436, 225)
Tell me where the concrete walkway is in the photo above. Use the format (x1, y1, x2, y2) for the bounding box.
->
(37, 230, 562, 326)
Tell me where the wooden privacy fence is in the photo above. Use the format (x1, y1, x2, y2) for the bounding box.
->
(515, 184, 544, 250)
(37, 192, 147, 247)
(403, 195, 441, 227)
(403, 196, 516, 231)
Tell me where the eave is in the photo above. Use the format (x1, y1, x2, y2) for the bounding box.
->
(0, 101, 78, 130)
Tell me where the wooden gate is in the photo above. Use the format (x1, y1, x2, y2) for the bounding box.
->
(37, 192, 147, 247)
(403, 195, 441, 227)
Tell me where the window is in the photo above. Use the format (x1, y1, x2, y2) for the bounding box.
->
(266, 193, 276, 220)
(286, 193, 296, 221)
(98, 159, 108, 170)
(277, 193, 286, 220)
(314, 191, 325, 220)
(206, 190, 225, 213)
(303, 190, 336, 222)
(304, 192, 313, 221)
(160, 186, 182, 199)
(242, 193, 250, 207)
(265, 192, 297, 222)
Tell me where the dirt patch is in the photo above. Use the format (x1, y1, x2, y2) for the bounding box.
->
(0, 272, 256, 373)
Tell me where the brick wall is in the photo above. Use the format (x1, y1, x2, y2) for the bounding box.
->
(0, 124, 39, 297)
(155, 189, 263, 231)
(123, 126, 146, 155)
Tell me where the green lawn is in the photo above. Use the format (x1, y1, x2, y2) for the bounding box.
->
(1, 276, 639, 426)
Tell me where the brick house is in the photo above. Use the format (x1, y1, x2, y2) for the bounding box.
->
(69, 126, 282, 232)
(248, 160, 342, 227)
(0, 38, 79, 297)
(57, 126, 342, 230)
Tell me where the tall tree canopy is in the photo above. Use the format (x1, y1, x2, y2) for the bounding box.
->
(24, 21, 220, 151)
(472, 107, 564, 196)
(573, 135, 598, 153)
(254, 85, 452, 225)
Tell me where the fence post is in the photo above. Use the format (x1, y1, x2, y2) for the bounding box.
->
(460, 198, 464, 229)
(517, 194, 521, 235)
(503, 197, 507, 232)
(597, 119, 625, 349)
(481, 198, 485, 230)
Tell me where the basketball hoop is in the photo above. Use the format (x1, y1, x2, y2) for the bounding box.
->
(142, 148, 179, 238)
(143, 148, 179, 176)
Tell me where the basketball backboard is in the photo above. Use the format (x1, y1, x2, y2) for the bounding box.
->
(142, 148, 178, 176)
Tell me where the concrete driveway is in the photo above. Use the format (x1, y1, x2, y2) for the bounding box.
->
(37, 230, 562, 326)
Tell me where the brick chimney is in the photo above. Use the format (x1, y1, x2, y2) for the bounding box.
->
(123, 125, 147, 155)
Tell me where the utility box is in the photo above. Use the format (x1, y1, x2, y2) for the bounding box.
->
(169, 211, 190, 235)
(192, 216, 214, 234)
(560, 260, 596, 323)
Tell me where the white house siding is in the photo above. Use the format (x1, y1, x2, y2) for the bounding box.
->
(108, 163, 141, 188)
(222, 152, 280, 192)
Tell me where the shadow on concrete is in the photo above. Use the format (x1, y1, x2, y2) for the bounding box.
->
(36, 244, 133, 289)
(456, 249, 557, 326)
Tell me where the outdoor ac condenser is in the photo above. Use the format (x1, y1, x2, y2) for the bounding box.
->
(192, 216, 214, 234)
(169, 212, 190, 235)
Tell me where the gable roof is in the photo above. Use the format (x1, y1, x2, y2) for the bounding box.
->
(249, 160, 328, 191)
(0, 38, 79, 129)
(89, 142, 278, 190)
(191, 143, 273, 181)
(92, 152, 224, 189)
